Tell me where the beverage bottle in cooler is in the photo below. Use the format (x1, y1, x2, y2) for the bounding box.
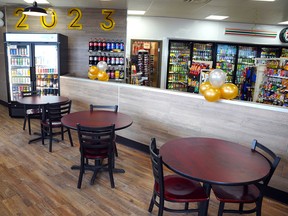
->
(120, 40, 124, 51)
(93, 38, 98, 51)
(111, 54, 115, 65)
(119, 54, 124, 65)
(102, 53, 107, 63)
(89, 56, 94, 65)
(89, 38, 94, 51)
(115, 54, 120, 65)
(119, 68, 125, 79)
(102, 38, 107, 51)
(110, 67, 115, 79)
(107, 54, 111, 65)
(98, 38, 102, 51)
(106, 39, 111, 51)
(93, 55, 98, 65)
(115, 40, 120, 50)
(115, 67, 120, 79)
(111, 40, 115, 50)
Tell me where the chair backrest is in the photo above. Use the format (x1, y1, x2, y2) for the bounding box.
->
(90, 104, 118, 113)
(45, 100, 72, 123)
(21, 90, 41, 98)
(251, 139, 281, 186)
(76, 123, 115, 157)
(150, 138, 164, 194)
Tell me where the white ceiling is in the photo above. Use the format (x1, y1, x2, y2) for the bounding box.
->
(0, 0, 288, 26)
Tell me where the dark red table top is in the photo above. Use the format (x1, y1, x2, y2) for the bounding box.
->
(17, 95, 69, 105)
(61, 110, 133, 131)
(160, 137, 271, 186)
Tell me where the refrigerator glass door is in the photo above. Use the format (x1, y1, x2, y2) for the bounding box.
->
(216, 44, 237, 83)
(7, 43, 31, 101)
(260, 47, 279, 58)
(35, 44, 59, 96)
(192, 43, 213, 61)
(236, 46, 258, 101)
(167, 41, 190, 91)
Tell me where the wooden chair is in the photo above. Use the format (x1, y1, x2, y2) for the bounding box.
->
(76, 123, 116, 189)
(40, 100, 73, 152)
(21, 90, 42, 135)
(148, 138, 209, 216)
(89, 104, 119, 157)
(211, 139, 281, 216)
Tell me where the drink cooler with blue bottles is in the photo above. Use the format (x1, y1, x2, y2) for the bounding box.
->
(4, 33, 68, 117)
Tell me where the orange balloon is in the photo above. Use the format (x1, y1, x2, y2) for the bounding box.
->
(199, 81, 212, 95)
(203, 87, 221, 102)
(97, 71, 108, 81)
(220, 83, 239, 100)
(88, 71, 97, 80)
(89, 66, 99, 75)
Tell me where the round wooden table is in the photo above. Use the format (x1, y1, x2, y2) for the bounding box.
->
(61, 110, 133, 174)
(160, 137, 271, 216)
(17, 95, 69, 106)
(61, 110, 133, 131)
(17, 95, 70, 143)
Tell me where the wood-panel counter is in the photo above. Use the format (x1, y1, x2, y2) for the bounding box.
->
(60, 76, 288, 194)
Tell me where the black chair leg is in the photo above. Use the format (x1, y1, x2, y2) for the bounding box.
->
(148, 194, 155, 212)
(77, 162, 85, 189)
(49, 128, 53, 152)
(158, 197, 164, 216)
(28, 117, 32, 135)
(218, 202, 225, 216)
(23, 116, 27, 131)
(68, 128, 73, 146)
(108, 157, 115, 188)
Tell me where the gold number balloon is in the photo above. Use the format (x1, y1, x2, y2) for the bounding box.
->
(199, 81, 212, 95)
(203, 87, 221, 102)
(220, 83, 239, 100)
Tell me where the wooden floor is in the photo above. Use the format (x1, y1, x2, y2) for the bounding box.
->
(0, 104, 288, 216)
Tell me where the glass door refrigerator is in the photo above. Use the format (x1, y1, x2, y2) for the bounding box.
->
(4, 33, 68, 117)
(235, 46, 258, 101)
(188, 42, 213, 93)
(215, 44, 237, 83)
(167, 40, 190, 92)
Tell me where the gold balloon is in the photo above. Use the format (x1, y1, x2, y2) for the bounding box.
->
(220, 83, 239, 100)
(199, 81, 212, 95)
(88, 71, 97, 80)
(97, 71, 108, 81)
(203, 87, 221, 102)
(89, 66, 99, 75)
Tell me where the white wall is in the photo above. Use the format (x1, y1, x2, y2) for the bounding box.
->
(126, 16, 288, 88)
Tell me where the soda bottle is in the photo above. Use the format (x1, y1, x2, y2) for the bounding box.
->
(102, 53, 107, 63)
(111, 40, 115, 50)
(106, 40, 111, 51)
(119, 68, 125, 79)
(89, 56, 93, 65)
(120, 40, 124, 51)
(93, 38, 98, 51)
(107, 54, 111, 65)
(89, 38, 94, 51)
(98, 38, 102, 51)
(115, 40, 120, 50)
(102, 38, 106, 51)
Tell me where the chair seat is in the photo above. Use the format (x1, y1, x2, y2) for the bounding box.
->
(26, 108, 41, 115)
(155, 175, 208, 202)
(84, 149, 109, 159)
(41, 120, 62, 128)
(212, 184, 260, 203)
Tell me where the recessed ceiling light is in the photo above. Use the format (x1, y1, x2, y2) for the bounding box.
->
(205, 15, 229, 20)
(127, 10, 146, 15)
(24, 0, 50, 4)
(251, 0, 275, 2)
(278, 21, 288, 25)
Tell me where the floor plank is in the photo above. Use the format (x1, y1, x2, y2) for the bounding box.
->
(0, 104, 287, 216)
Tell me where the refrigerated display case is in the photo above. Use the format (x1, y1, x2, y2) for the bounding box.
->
(167, 41, 190, 91)
(254, 58, 288, 107)
(260, 47, 281, 58)
(216, 44, 237, 83)
(4, 33, 68, 117)
(235, 46, 258, 100)
(192, 42, 213, 61)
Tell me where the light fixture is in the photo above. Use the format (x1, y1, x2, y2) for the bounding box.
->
(23, 1, 47, 16)
(278, 21, 288, 25)
(205, 15, 229, 20)
(127, 10, 146, 15)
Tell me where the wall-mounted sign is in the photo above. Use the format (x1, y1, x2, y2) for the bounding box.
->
(225, 28, 277, 38)
(13, 8, 116, 31)
(279, 27, 288, 43)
